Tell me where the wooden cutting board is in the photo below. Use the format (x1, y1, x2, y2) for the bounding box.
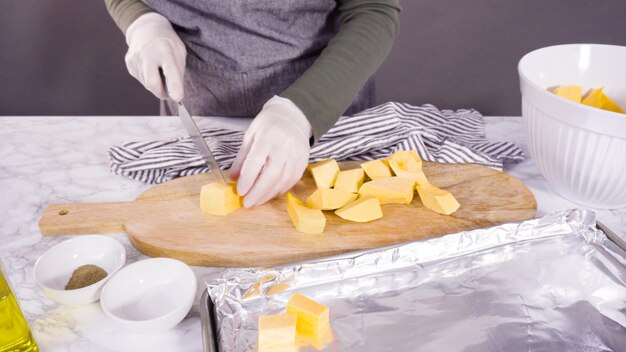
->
(39, 162, 536, 267)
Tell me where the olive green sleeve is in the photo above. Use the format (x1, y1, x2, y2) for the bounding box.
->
(104, 0, 154, 33)
(281, 0, 401, 142)
(104, 0, 400, 141)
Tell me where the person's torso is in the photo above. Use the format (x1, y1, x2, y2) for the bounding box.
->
(148, 0, 375, 121)
(143, 0, 340, 72)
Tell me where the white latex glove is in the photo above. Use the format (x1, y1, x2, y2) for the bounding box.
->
(230, 96, 312, 207)
(125, 13, 186, 101)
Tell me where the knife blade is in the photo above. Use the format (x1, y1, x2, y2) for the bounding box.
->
(177, 102, 227, 184)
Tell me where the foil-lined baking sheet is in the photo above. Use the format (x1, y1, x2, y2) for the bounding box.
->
(205, 210, 626, 351)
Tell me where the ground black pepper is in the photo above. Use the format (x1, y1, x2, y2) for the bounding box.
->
(65, 265, 107, 290)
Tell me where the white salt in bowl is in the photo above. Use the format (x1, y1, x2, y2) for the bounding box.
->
(100, 258, 197, 333)
(519, 44, 626, 208)
(33, 235, 126, 305)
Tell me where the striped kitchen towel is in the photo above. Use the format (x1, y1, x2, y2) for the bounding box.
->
(109, 102, 524, 184)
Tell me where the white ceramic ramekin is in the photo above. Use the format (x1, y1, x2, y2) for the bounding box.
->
(33, 235, 126, 305)
(100, 258, 197, 333)
(519, 44, 626, 209)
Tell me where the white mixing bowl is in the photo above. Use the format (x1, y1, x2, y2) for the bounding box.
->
(519, 44, 626, 209)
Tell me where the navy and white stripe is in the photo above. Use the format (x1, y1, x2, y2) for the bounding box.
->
(109, 102, 524, 184)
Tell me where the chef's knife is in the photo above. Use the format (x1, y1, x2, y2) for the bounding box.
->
(159, 68, 227, 184)
(177, 102, 227, 184)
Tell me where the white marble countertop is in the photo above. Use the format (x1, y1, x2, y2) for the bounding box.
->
(0, 115, 624, 352)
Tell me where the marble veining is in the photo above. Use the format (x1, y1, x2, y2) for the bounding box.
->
(0, 115, 624, 352)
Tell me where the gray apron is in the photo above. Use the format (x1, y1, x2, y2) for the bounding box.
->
(142, 0, 375, 119)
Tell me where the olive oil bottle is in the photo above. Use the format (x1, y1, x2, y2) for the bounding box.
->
(0, 266, 39, 352)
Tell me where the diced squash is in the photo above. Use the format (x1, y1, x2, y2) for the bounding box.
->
(286, 193, 326, 234)
(360, 159, 392, 180)
(582, 87, 625, 114)
(200, 182, 242, 215)
(301, 326, 334, 351)
(603, 98, 625, 113)
(258, 314, 297, 348)
(416, 183, 460, 215)
(286, 293, 330, 337)
(358, 177, 414, 205)
(602, 95, 625, 114)
(388, 150, 429, 186)
(307, 159, 340, 188)
(258, 344, 297, 352)
(305, 188, 357, 210)
(408, 150, 422, 162)
(334, 169, 365, 193)
(549, 85, 624, 114)
(335, 196, 382, 222)
(582, 87, 606, 108)
(553, 85, 582, 103)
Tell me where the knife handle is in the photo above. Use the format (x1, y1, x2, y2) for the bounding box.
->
(158, 67, 170, 97)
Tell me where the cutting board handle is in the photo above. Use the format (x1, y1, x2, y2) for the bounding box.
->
(39, 202, 137, 236)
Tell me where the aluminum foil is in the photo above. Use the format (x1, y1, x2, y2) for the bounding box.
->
(205, 209, 626, 351)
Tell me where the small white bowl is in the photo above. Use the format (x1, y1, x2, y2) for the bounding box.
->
(33, 235, 126, 305)
(100, 258, 197, 333)
(519, 44, 626, 208)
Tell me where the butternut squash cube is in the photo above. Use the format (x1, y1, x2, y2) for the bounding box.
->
(258, 345, 297, 352)
(416, 183, 460, 215)
(307, 159, 340, 188)
(286, 193, 326, 234)
(258, 314, 297, 348)
(334, 169, 365, 193)
(200, 182, 242, 215)
(582, 87, 624, 114)
(553, 85, 582, 103)
(286, 293, 330, 337)
(582, 87, 606, 109)
(305, 188, 357, 210)
(388, 150, 429, 186)
(358, 177, 415, 205)
(302, 326, 334, 351)
(603, 97, 625, 114)
(335, 196, 382, 222)
(360, 159, 392, 180)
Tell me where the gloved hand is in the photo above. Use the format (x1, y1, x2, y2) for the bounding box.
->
(230, 96, 312, 207)
(124, 13, 186, 101)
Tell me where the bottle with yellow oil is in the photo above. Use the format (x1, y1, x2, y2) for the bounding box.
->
(0, 265, 39, 352)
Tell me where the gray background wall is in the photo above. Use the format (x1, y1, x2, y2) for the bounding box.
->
(1, 1, 625, 116)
